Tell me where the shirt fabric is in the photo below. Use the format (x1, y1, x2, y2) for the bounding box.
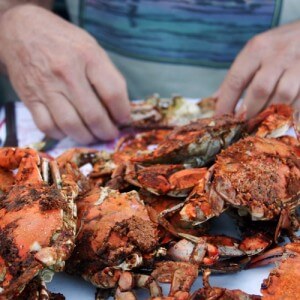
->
(66, 0, 300, 99)
(1, 1, 300, 103)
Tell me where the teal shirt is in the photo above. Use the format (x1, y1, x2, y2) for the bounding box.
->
(79, 0, 282, 68)
(1, 1, 300, 102)
(70, 0, 299, 98)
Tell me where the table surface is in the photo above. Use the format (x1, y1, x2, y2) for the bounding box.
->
(1, 102, 293, 299)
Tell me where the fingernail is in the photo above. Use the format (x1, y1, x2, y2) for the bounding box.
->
(236, 103, 247, 120)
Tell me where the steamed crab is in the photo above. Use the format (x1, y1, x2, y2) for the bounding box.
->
(57, 148, 267, 298)
(113, 104, 293, 203)
(132, 114, 245, 167)
(132, 104, 292, 167)
(178, 136, 300, 241)
(65, 186, 163, 298)
(0, 147, 81, 299)
(249, 242, 300, 299)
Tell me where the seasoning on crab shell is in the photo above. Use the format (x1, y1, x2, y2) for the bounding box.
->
(0, 148, 80, 299)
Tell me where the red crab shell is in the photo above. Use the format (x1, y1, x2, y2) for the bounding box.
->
(66, 187, 159, 287)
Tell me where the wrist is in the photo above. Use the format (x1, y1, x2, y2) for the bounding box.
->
(0, 5, 42, 69)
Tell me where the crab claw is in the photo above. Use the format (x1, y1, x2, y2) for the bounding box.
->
(125, 163, 207, 197)
(179, 167, 225, 225)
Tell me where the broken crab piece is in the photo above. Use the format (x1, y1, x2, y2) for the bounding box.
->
(189, 269, 261, 300)
(167, 238, 219, 266)
(179, 136, 300, 240)
(0, 148, 79, 299)
(113, 129, 172, 165)
(125, 163, 207, 197)
(130, 95, 216, 129)
(133, 115, 245, 167)
(151, 261, 198, 300)
(166, 234, 270, 271)
(66, 187, 161, 295)
(132, 103, 293, 168)
(95, 269, 162, 300)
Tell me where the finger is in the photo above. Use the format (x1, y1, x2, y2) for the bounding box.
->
(268, 66, 300, 105)
(216, 44, 261, 115)
(47, 94, 96, 144)
(293, 101, 300, 112)
(237, 64, 284, 119)
(29, 101, 65, 140)
(86, 51, 131, 125)
(69, 76, 119, 141)
(292, 91, 300, 112)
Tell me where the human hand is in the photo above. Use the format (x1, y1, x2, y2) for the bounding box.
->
(216, 21, 300, 118)
(0, 4, 130, 144)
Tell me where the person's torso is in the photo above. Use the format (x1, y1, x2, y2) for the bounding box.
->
(66, 0, 300, 98)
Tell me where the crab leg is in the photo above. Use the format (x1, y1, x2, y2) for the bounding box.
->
(189, 269, 261, 299)
(151, 261, 198, 300)
(95, 271, 162, 300)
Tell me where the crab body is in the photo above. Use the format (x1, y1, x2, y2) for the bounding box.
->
(180, 136, 300, 240)
(0, 148, 78, 299)
(66, 187, 159, 288)
(133, 115, 245, 167)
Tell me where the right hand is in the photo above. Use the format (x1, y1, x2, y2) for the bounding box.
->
(0, 4, 130, 144)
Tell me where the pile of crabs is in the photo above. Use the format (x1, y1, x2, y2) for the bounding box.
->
(0, 96, 299, 300)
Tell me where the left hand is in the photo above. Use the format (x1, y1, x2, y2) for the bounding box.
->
(216, 21, 300, 118)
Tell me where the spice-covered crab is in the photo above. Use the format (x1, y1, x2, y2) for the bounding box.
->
(179, 136, 300, 241)
(0, 147, 80, 299)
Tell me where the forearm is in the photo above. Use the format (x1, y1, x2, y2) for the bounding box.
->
(0, 1, 54, 73)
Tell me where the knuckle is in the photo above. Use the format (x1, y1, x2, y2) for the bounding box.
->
(252, 82, 272, 98)
(87, 112, 103, 130)
(102, 76, 127, 102)
(102, 88, 123, 102)
(36, 120, 54, 136)
(51, 60, 72, 79)
(246, 34, 268, 52)
(60, 117, 75, 131)
(77, 44, 94, 62)
(118, 76, 127, 92)
(277, 86, 294, 101)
